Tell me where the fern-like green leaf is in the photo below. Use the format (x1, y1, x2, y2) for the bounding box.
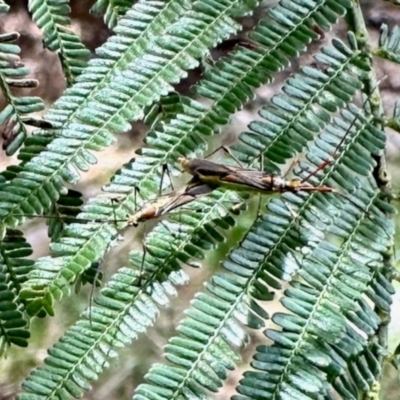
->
(93, 0, 356, 288)
(46, 189, 85, 241)
(0, 0, 9, 13)
(4, 1, 396, 398)
(374, 24, 400, 65)
(0, 229, 33, 352)
(333, 344, 382, 400)
(132, 73, 391, 400)
(0, 31, 46, 155)
(1, 0, 252, 230)
(28, 0, 90, 85)
(90, 0, 133, 29)
(21, 180, 243, 317)
(232, 40, 367, 172)
(19, 30, 368, 316)
(138, 191, 391, 399)
(2, 0, 268, 317)
(227, 100, 394, 399)
(232, 197, 393, 399)
(232, 199, 392, 397)
(129, 39, 394, 393)
(17, 189, 243, 399)
(0, 2, 345, 225)
(14, 25, 395, 400)
(13, 0, 191, 168)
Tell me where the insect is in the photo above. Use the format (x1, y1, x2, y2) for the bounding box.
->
(8, 179, 213, 287)
(177, 78, 388, 205)
(125, 180, 216, 284)
(178, 157, 343, 196)
(11, 179, 213, 228)
(126, 178, 214, 227)
(177, 112, 375, 218)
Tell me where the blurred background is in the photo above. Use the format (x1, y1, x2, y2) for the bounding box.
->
(0, 0, 399, 399)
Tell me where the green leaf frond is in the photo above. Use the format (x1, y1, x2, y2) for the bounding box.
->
(90, 0, 133, 29)
(0, 229, 33, 352)
(0, 0, 9, 13)
(17, 190, 243, 399)
(16, 32, 361, 317)
(387, 99, 400, 134)
(46, 189, 85, 242)
(190, 0, 351, 159)
(20, 182, 243, 317)
(0, 229, 34, 290)
(14, 0, 191, 167)
(0, 31, 46, 155)
(31, 2, 358, 307)
(135, 287, 247, 399)
(2, 1, 396, 398)
(17, 32, 372, 317)
(373, 24, 400, 65)
(1, 0, 253, 229)
(232, 37, 367, 172)
(333, 343, 382, 400)
(233, 190, 393, 399)
(123, 0, 352, 187)
(134, 102, 393, 399)
(11, 16, 397, 400)
(28, 0, 90, 85)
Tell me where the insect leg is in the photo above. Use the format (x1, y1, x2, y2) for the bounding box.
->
(204, 145, 243, 166)
(159, 163, 175, 194)
(88, 261, 101, 327)
(219, 146, 243, 167)
(137, 218, 180, 286)
(282, 159, 300, 179)
(138, 238, 147, 286)
(88, 197, 123, 325)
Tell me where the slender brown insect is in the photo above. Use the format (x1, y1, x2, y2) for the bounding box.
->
(8, 179, 216, 323)
(177, 130, 377, 218)
(12, 179, 213, 227)
(126, 178, 214, 226)
(178, 79, 388, 208)
(178, 157, 341, 196)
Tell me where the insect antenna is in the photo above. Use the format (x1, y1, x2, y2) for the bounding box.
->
(300, 77, 387, 186)
(11, 212, 128, 224)
(299, 108, 361, 185)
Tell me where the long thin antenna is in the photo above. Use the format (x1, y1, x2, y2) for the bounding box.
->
(12, 213, 127, 224)
(301, 76, 387, 184)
